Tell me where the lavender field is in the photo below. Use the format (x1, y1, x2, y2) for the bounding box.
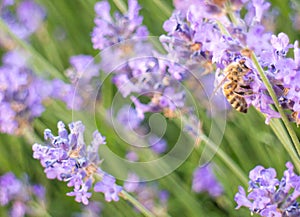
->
(1, 0, 300, 216)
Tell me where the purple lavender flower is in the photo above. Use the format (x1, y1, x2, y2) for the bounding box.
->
(94, 173, 122, 202)
(0, 50, 82, 134)
(235, 162, 300, 217)
(1, 0, 46, 39)
(32, 121, 122, 204)
(0, 172, 46, 217)
(91, 0, 148, 50)
(91, 0, 154, 75)
(112, 57, 187, 120)
(192, 164, 223, 197)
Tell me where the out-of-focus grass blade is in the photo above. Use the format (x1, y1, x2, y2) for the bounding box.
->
(112, 0, 127, 14)
(269, 118, 300, 171)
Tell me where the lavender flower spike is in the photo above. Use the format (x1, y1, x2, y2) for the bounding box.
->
(91, 0, 148, 50)
(32, 121, 122, 204)
(234, 162, 300, 217)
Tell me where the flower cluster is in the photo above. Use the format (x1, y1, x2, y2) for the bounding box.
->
(91, 1, 189, 120)
(0, 50, 81, 134)
(234, 162, 300, 217)
(113, 57, 187, 120)
(32, 121, 122, 205)
(160, 0, 300, 124)
(124, 173, 169, 216)
(0, 172, 46, 217)
(91, 0, 148, 51)
(91, 0, 152, 73)
(192, 164, 223, 197)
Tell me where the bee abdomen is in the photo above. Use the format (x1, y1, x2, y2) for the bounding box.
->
(223, 82, 248, 113)
(231, 96, 247, 113)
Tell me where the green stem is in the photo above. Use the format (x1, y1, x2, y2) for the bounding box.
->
(0, 18, 64, 79)
(198, 134, 248, 186)
(251, 53, 300, 157)
(29, 201, 52, 217)
(178, 117, 248, 186)
(119, 190, 157, 217)
(215, 20, 231, 36)
(269, 118, 300, 171)
(152, 0, 172, 17)
(112, 0, 127, 14)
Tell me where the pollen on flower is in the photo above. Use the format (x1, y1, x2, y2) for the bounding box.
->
(32, 121, 122, 204)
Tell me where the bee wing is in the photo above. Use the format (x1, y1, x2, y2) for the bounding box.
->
(211, 72, 230, 96)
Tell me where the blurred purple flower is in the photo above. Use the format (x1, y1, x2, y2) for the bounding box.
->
(124, 173, 169, 215)
(91, 0, 148, 50)
(117, 105, 142, 130)
(0, 50, 82, 134)
(32, 121, 122, 204)
(192, 164, 223, 197)
(1, 0, 45, 39)
(148, 135, 167, 154)
(0, 172, 46, 217)
(66, 55, 100, 85)
(235, 162, 300, 216)
(74, 202, 102, 217)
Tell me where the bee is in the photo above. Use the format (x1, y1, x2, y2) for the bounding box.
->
(215, 59, 253, 113)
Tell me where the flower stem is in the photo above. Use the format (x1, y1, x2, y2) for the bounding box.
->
(178, 117, 248, 186)
(112, 0, 127, 14)
(197, 134, 248, 186)
(28, 201, 52, 217)
(251, 53, 300, 158)
(119, 190, 157, 217)
(269, 118, 300, 171)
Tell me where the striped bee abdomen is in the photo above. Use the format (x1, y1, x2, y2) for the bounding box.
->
(223, 81, 248, 113)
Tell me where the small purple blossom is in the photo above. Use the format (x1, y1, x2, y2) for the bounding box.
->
(94, 174, 122, 202)
(235, 162, 300, 217)
(66, 55, 100, 86)
(148, 135, 167, 154)
(32, 121, 122, 204)
(192, 164, 223, 197)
